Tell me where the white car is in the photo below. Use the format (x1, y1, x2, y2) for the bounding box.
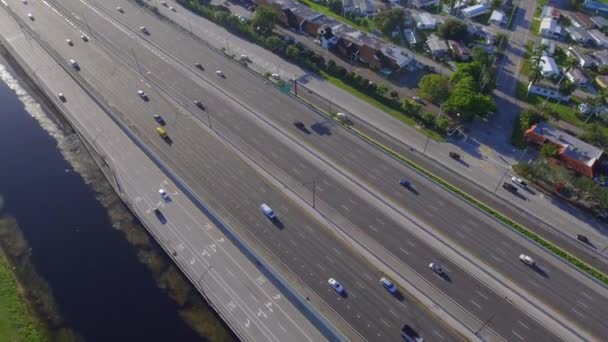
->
(140, 26, 149, 34)
(27, 13, 34, 20)
(69, 59, 79, 69)
(159, 189, 169, 201)
(328, 278, 344, 294)
(429, 262, 443, 275)
(116, 6, 124, 13)
(58, 93, 66, 102)
(519, 254, 535, 266)
(215, 70, 225, 77)
(412, 96, 424, 104)
(137, 90, 149, 100)
(511, 176, 527, 187)
(161, 1, 168, 6)
(169, 6, 176, 11)
(380, 277, 397, 294)
(66, 39, 73, 46)
(271, 73, 280, 80)
(81, 35, 89, 42)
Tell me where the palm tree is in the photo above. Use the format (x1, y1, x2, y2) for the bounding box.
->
(527, 64, 544, 95)
(543, 56, 578, 108)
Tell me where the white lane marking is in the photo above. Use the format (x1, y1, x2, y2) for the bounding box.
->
(518, 320, 530, 329)
(490, 254, 502, 262)
(380, 319, 390, 327)
(317, 263, 327, 272)
(571, 308, 586, 318)
(455, 231, 465, 238)
(291, 168, 302, 176)
(576, 300, 588, 309)
(389, 309, 399, 318)
(296, 231, 306, 239)
(376, 218, 386, 225)
(512, 330, 524, 340)
(475, 290, 488, 300)
(368, 224, 378, 232)
(501, 241, 512, 248)
(428, 205, 439, 212)
(399, 247, 410, 255)
(348, 198, 357, 205)
(355, 280, 366, 288)
(433, 330, 445, 340)
(288, 239, 297, 247)
(407, 241, 415, 247)
(340, 204, 350, 212)
(580, 291, 593, 300)
(333, 248, 343, 256)
(325, 255, 335, 264)
(362, 273, 373, 281)
(528, 279, 539, 287)
(469, 299, 482, 310)
(304, 225, 313, 233)
(468, 220, 480, 228)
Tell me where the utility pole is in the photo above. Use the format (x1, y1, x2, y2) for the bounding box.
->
(475, 313, 495, 336)
(294, 75, 298, 96)
(207, 111, 212, 129)
(131, 48, 143, 75)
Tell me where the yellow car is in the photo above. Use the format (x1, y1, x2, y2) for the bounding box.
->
(156, 127, 167, 138)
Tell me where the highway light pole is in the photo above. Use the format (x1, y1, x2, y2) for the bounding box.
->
(130, 48, 143, 76)
(475, 313, 495, 337)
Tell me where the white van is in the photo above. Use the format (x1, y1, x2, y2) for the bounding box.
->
(260, 203, 276, 220)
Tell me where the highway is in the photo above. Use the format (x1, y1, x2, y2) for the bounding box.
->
(0, 0, 462, 340)
(55, 0, 608, 339)
(8, 0, 608, 340)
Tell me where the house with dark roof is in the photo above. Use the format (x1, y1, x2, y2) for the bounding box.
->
(568, 46, 594, 68)
(569, 12, 595, 29)
(524, 121, 603, 177)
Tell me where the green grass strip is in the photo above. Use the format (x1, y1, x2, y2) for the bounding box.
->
(0, 251, 43, 342)
(347, 126, 608, 285)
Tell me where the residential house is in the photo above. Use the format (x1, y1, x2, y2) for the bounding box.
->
(591, 50, 608, 67)
(412, 0, 440, 8)
(565, 26, 591, 45)
(415, 12, 437, 30)
(318, 24, 339, 48)
(539, 17, 562, 38)
(568, 46, 595, 68)
(569, 12, 595, 29)
(448, 40, 470, 61)
(540, 38, 555, 56)
(257, 0, 323, 33)
(565, 68, 589, 87)
(527, 83, 571, 102)
(597, 75, 608, 89)
(589, 29, 608, 48)
(351, 0, 376, 17)
(540, 55, 560, 78)
(584, 0, 608, 14)
(524, 121, 602, 177)
(541, 5, 561, 19)
(342, 0, 355, 14)
(427, 34, 448, 57)
(461, 4, 490, 19)
(489, 10, 506, 26)
(591, 16, 608, 29)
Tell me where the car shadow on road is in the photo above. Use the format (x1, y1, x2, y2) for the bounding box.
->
(393, 291, 405, 302)
(439, 273, 452, 282)
(310, 121, 332, 136)
(272, 219, 285, 230)
(406, 186, 419, 195)
(531, 265, 549, 278)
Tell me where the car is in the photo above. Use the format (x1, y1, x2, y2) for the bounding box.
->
(380, 277, 397, 294)
(511, 176, 527, 187)
(161, 1, 168, 6)
(502, 182, 518, 193)
(116, 6, 124, 13)
(193, 100, 205, 110)
(69, 59, 79, 70)
(140, 26, 149, 35)
(159, 189, 169, 201)
(22, 0, 28, 4)
(313, 39, 321, 45)
(239, 54, 250, 62)
(81, 35, 89, 42)
(154, 114, 166, 125)
(153, 208, 166, 223)
(194, 62, 204, 70)
(336, 112, 351, 124)
(169, 6, 176, 11)
(328, 278, 344, 294)
(58, 93, 66, 102)
(519, 254, 535, 266)
(27, 13, 34, 20)
(293, 120, 305, 129)
(449, 152, 460, 160)
(137, 90, 149, 101)
(156, 126, 168, 138)
(412, 96, 424, 104)
(576, 234, 589, 243)
(260, 203, 276, 220)
(216, 70, 225, 77)
(401, 324, 424, 342)
(271, 73, 280, 80)
(66, 39, 73, 46)
(399, 179, 410, 187)
(429, 262, 443, 275)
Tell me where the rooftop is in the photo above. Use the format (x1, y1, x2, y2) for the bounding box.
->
(591, 16, 608, 28)
(531, 122, 603, 166)
(415, 12, 437, 27)
(490, 10, 505, 23)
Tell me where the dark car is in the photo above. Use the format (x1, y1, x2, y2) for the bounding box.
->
(293, 120, 305, 129)
(576, 234, 589, 243)
(399, 179, 410, 187)
(153, 208, 166, 224)
(449, 152, 460, 160)
(193, 100, 205, 110)
(194, 62, 204, 70)
(401, 324, 423, 342)
(154, 114, 166, 126)
(502, 182, 518, 193)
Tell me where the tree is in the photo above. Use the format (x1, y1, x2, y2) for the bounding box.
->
(421, 112, 436, 127)
(436, 116, 450, 131)
(450, 62, 483, 90)
(376, 84, 389, 96)
(491, 0, 503, 10)
(328, 0, 342, 14)
(373, 9, 404, 36)
(471, 46, 491, 66)
(437, 19, 468, 41)
(285, 44, 300, 59)
(540, 144, 559, 159)
(443, 77, 496, 120)
(599, 65, 608, 75)
(251, 7, 277, 36)
(558, 80, 576, 96)
(418, 74, 450, 103)
(390, 90, 399, 100)
(265, 36, 283, 50)
(528, 64, 543, 94)
(581, 124, 608, 148)
(401, 99, 422, 116)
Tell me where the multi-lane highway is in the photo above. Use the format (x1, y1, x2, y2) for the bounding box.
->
(6, 0, 608, 340)
(1, 0, 464, 340)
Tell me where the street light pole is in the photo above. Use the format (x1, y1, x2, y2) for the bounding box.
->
(312, 180, 316, 208)
(475, 313, 495, 336)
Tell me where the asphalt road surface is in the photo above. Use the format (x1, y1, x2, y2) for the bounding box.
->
(9, 0, 608, 340)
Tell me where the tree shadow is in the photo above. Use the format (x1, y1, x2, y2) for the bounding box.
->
(310, 121, 332, 136)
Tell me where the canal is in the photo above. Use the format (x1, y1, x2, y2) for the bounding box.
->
(0, 57, 233, 341)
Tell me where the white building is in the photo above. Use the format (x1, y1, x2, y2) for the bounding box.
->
(540, 38, 555, 56)
(461, 4, 490, 19)
(489, 10, 506, 26)
(589, 29, 608, 48)
(539, 17, 562, 38)
(565, 68, 589, 86)
(415, 12, 437, 30)
(412, 0, 440, 8)
(540, 55, 560, 78)
(568, 46, 595, 68)
(527, 83, 571, 102)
